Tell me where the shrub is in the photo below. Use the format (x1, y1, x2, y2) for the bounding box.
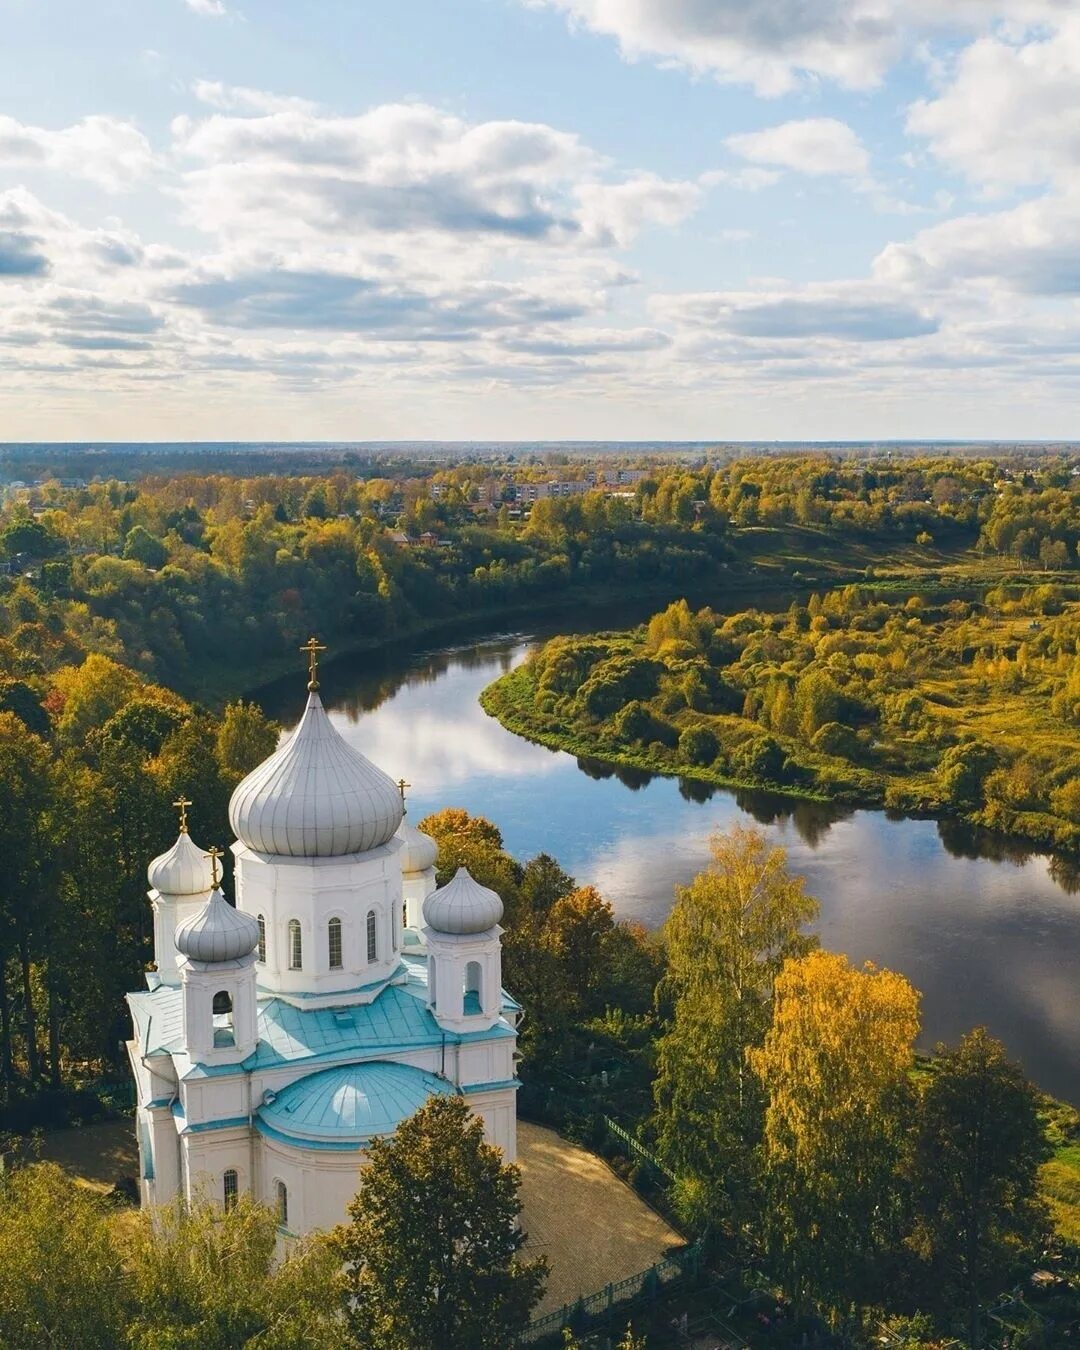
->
(679, 724, 719, 766)
(811, 721, 859, 759)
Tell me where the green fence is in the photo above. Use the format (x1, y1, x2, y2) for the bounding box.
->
(601, 1115, 674, 1182)
(520, 1241, 704, 1346)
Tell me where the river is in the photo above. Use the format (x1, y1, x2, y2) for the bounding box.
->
(257, 602, 1080, 1106)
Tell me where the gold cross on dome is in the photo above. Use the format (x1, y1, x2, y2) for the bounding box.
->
(173, 795, 192, 834)
(397, 778, 410, 810)
(300, 636, 327, 691)
(204, 846, 224, 889)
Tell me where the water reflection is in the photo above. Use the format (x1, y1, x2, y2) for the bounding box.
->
(259, 625, 1080, 1105)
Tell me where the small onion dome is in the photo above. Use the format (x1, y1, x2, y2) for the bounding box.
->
(175, 888, 259, 963)
(147, 832, 214, 898)
(228, 691, 403, 858)
(397, 818, 438, 875)
(423, 866, 503, 935)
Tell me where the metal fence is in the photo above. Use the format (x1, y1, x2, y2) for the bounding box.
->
(520, 1241, 704, 1346)
(601, 1115, 674, 1182)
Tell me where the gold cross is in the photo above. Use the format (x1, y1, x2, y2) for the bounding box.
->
(300, 635, 327, 691)
(173, 795, 192, 834)
(204, 846, 224, 889)
(397, 778, 410, 810)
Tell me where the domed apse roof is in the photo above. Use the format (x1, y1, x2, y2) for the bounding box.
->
(397, 817, 438, 875)
(175, 888, 260, 963)
(256, 1061, 453, 1145)
(229, 691, 403, 858)
(148, 831, 214, 898)
(423, 866, 504, 935)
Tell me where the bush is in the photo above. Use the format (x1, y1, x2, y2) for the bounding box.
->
(811, 721, 859, 759)
(679, 724, 719, 766)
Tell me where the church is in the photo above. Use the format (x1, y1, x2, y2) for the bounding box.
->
(125, 641, 519, 1235)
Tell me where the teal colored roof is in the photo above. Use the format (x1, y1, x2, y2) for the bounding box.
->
(256, 1061, 453, 1146)
(126, 955, 517, 1082)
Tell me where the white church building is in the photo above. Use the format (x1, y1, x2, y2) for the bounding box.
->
(125, 644, 520, 1236)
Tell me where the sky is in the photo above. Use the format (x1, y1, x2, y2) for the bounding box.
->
(3, 0, 1080, 441)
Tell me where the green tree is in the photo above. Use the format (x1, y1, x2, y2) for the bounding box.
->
(653, 826, 819, 1230)
(906, 1029, 1050, 1348)
(122, 525, 168, 570)
(0, 1162, 125, 1349)
(335, 1095, 546, 1350)
(749, 950, 920, 1318)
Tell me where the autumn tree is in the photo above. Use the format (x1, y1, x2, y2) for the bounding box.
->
(749, 950, 920, 1318)
(215, 699, 280, 781)
(906, 1028, 1050, 1348)
(335, 1095, 546, 1350)
(124, 1192, 341, 1349)
(0, 1162, 125, 1350)
(653, 826, 819, 1230)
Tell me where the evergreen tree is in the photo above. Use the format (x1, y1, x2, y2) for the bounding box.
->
(335, 1095, 546, 1350)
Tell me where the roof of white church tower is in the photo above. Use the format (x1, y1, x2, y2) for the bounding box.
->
(395, 787, 438, 874)
(229, 688, 403, 858)
(175, 887, 260, 963)
(147, 830, 214, 898)
(423, 866, 504, 935)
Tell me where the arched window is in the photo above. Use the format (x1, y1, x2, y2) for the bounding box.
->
(328, 917, 343, 970)
(212, 990, 234, 1048)
(256, 914, 266, 963)
(366, 910, 377, 963)
(223, 1168, 238, 1211)
(288, 920, 302, 971)
(275, 1179, 288, 1228)
(428, 956, 438, 1007)
(465, 960, 483, 1014)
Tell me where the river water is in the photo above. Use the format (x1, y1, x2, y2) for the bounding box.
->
(259, 604, 1080, 1105)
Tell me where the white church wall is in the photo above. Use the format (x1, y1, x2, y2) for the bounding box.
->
(234, 843, 405, 1005)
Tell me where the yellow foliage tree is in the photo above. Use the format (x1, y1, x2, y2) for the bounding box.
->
(749, 949, 920, 1318)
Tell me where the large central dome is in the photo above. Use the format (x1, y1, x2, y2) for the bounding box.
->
(229, 691, 403, 857)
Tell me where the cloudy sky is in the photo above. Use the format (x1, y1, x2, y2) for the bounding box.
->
(4, 0, 1080, 441)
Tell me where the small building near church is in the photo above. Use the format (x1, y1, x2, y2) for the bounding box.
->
(125, 644, 519, 1237)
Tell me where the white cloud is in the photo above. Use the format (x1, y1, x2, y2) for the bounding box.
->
(0, 114, 154, 190)
(874, 191, 1080, 295)
(654, 282, 939, 342)
(185, 0, 227, 16)
(907, 17, 1080, 190)
(726, 118, 869, 177)
(529, 0, 1071, 95)
(171, 99, 699, 256)
(191, 80, 317, 115)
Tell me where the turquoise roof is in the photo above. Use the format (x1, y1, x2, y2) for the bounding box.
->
(256, 1061, 453, 1146)
(126, 955, 517, 1081)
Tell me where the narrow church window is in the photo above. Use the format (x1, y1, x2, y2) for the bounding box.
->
(366, 910, 377, 963)
(275, 1179, 288, 1228)
(288, 919, 302, 970)
(212, 991, 234, 1048)
(256, 914, 266, 963)
(328, 916, 343, 970)
(223, 1168, 238, 1211)
(465, 960, 483, 1013)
